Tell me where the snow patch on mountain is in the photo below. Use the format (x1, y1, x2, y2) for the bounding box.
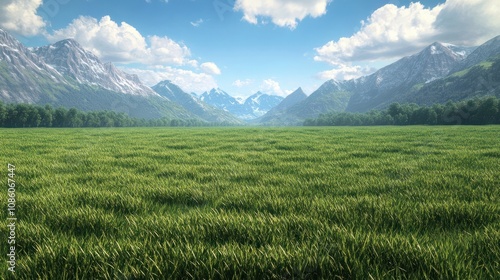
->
(200, 89, 283, 120)
(34, 39, 158, 97)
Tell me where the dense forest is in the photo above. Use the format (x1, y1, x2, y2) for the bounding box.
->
(2, 96, 500, 128)
(304, 96, 500, 126)
(0, 101, 233, 128)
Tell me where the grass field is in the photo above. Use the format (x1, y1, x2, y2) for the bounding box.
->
(1, 126, 499, 279)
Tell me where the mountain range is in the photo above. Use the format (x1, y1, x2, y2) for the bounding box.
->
(261, 36, 500, 125)
(0, 28, 240, 123)
(1, 27, 499, 125)
(200, 89, 283, 120)
(152, 81, 240, 123)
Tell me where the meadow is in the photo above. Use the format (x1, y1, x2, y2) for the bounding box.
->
(1, 126, 499, 279)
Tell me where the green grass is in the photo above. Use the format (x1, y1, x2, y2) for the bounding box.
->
(450, 60, 494, 78)
(1, 126, 499, 279)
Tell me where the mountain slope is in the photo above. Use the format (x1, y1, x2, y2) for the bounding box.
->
(257, 40, 494, 125)
(0, 28, 198, 120)
(346, 42, 470, 112)
(201, 88, 284, 120)
(402, 55, 500, 105)
(451, 35, 500, 73)
(153, 81, 242, 123)
(0, 29, 74, 104)
(244, 91, 284, 118)
(258, 81, 354, 125)
(291, 80, 353, 118)
(258, 87, 307, 125)
(34, 39, 157, 97)
(201, 88, 246, 113)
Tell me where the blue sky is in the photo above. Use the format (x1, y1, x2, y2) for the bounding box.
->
(1, 0, 499, 99)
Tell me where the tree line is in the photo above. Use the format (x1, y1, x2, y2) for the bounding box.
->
(304, 96, 500, 126)
(0, 101, 234, 128)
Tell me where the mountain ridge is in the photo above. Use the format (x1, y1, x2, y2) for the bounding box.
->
(33, 39, 158, 97)
(258, 37, 499, 125)
(0, 28, 225, 121)
(153, 80, 242, 123)
(201, 88, 283, 120)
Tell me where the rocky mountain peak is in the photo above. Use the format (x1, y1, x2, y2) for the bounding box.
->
(34, 39, 157, 97)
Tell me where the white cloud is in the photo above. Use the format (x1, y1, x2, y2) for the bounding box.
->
(234, 0, 331, 29)
(190, 19, 204, 27)
(260, 79, 286, 96)
(0, 0, 45, 36)
(434, 0, 500, 45)
(233, 79, 253, 87)
(314, 0, 500, 81)
(315, 0, 500, 66)
(314, 3, 442, 65)
(47, 15, 193, 66)
(200, 62, 221, 75)
(48, 15, 220, 93)
(318, 64, 376, 81)
(124, 66, 218, 94)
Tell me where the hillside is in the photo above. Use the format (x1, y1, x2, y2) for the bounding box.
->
(0, 29, 219, 121)
(258, 36, 500, 125)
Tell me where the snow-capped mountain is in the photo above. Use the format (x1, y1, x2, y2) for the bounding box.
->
(259, 38, 500, 125)
(200, 88, 284, 120)
(200, 88, 242, 111)
(0, 29, 69, 103)
(153, 80, 241, 123)
(243, 91, 284, 118)
(200, 88, 254, 119)
(0, 28, 204, 120)
(346, 41, 476, 112)
(34, 39, 157, 97)
(451, 35, 500, 73)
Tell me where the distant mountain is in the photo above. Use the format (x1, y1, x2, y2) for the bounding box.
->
(291, 80, 353, 118)
(266, 88, 307, 114)
(153, 80, 242, 123)
(34, 39, 157, 97)
(402, 54, 500, 105)
(346, 42, 473, 112)
(258, 38, 500, 125)
(258, 82, 354, 125)
(451, 36, 500, 73)
(0, 28, 72, 104)
(0, 28, 207, 120)
(258, 87, 308, 125)
(200, 88, 244, 112)
(244, 91, 283, 118)
(200, 88, 283, 120)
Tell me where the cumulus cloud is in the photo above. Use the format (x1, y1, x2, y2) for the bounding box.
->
(315, 0, 500, 66)
(47, 15, 193, 66)
(0, 0, 45, 36)
(233, 79, 253, 87)
(434, 0, 500, 45)
(314, 0, 500, 81)
(47, 15, 221, 92)
(200, 62, 221, 75)
(260, 79, 287, 96)
(314, 3, 442, 65)
(318, 64, 377, 81)
(234, 0, 331, 29)
(124, 66, 218, 94)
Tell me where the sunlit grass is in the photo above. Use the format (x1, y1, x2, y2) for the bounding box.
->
(1, 126, 499, 279)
